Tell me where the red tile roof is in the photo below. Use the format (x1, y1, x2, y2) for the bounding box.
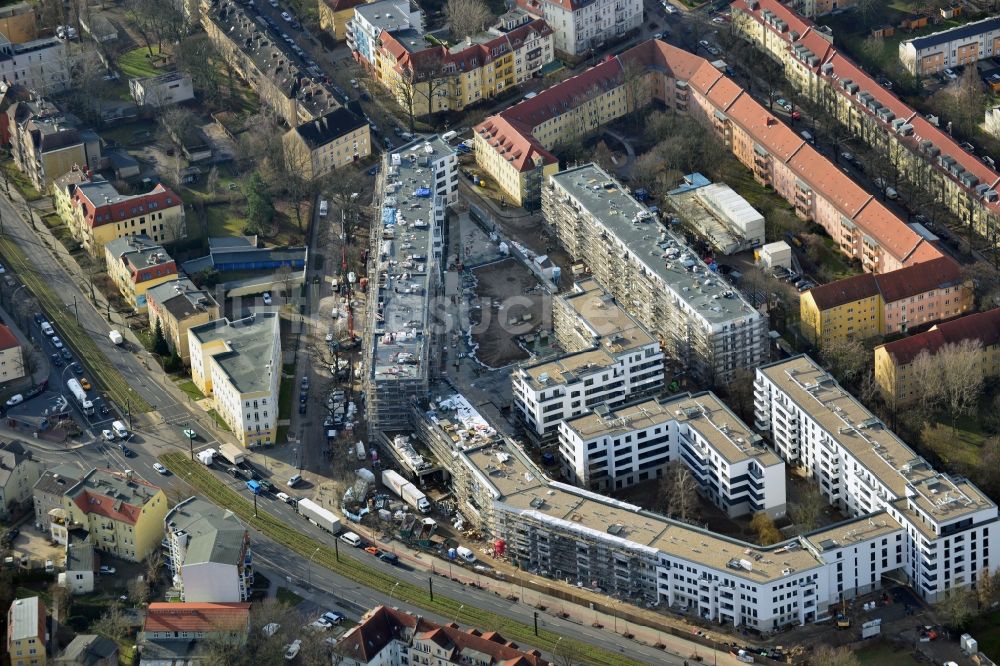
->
(143, 603, 250, 634)
(807, 256, 964, 310)
(786, 143, 870, 216)
(879, 307, 1000, 365)
(0, 324, 18, 351)
(339, 606, 548, 666)
(734, 0, 1000, 217)
(73, 182, 183, 229)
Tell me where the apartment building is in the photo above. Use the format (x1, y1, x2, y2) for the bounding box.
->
(731, 0, 1000, 245)
(51, 468, 168, 563)
(0, 323, 24, 383)
(66, 177, 185, 256)
(0, 4, 39, 43)
(545, 163, 767, 384)
(281, 106, 371, 180)
(164, 497, 253, 603)
(103, 236, 178, 313)
(874, 307, 1000, 406)
(348, 0, 423, 67)
(0, 441, 40, 521)
(899, 15, 1000, 76)
(353, 7, 554, 117)
(7, 596, 46, 666)
(559, 393, 787, 516)
(188, 313, 280, 448)
(145, 278, 221, 363)
(363, 137, 455, 435)
(755, 355, 999, 602)
(476, 40, 942, 274)
(128, 72, 195, 108)
(138, 602, 250, 662)
(782, 0, 855, 18)
(7, 98, 99, 191)
(32, 466, 81, 534)
(667, 177, 766, 255)
(339, 606, 549, 666)
(0, 33, 67, 94)
(515, 0, 642, 56)
(513, 278, 664, 440)
(204, 0, 338, 127)
(798, 256, 971, 345)
(319, 0, 369, 41)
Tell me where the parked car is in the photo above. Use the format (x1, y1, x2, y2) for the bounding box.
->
(153, 463, 169, 475)
(51, 353, 62, 367)
(775, 98, 793, 112)
(72, 362, 83, 375)
(102, 430, 115, 442)
(61, 348, 72, 360)
(321, 611, 344, 625)
(285, 640, 301, 661)
(5, 394, 23, 407)
(262, 292, 272, 305)
(943, 68, 958, 80)
(51, 336, 64, 349)
(99, 565, 116, 576)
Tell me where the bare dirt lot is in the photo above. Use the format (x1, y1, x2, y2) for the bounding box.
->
(471, 258, 546, 367)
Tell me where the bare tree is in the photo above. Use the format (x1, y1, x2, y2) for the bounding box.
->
(393, 71, 419, 131)
(91, 604, 129, 643)
(789, 484, 825, 532)
(812, 645, 860, 666)
(176, 35, 225, 108)
(907, 348, 944, 417)
(146, 547, 164, 583)
(819, 336, 869, 386)
(936, 586, 979, 630)
(659, 460, 699, 521)
(446, 0, 494, 39)
(939, 339, 985, 430)
(411, 51, 449, 117)
(750, 512, 782, 546)
(128, 576, 150, 606)
(932, 67, 988, 139)
(977, 567, 1000, 610)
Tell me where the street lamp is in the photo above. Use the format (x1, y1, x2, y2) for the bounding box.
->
(65, 296, 79, 324)
(186, 429, 196, 461)
(308, 546, 320, 586)
(389, 581, 400, 604)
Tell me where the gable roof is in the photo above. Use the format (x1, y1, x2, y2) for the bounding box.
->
(807, 256, 964, 310)
(0, 323, 18, 350)
(293, 106, 367, 149)
(143, 602, 250, 634)
(905, 15, 1000, 51)
(878, 306, 1000, 366)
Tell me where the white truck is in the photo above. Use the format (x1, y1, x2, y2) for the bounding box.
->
(66, 378, 94, 415)
(381, 469, 431, 514)
(109, 330, 124, 345)
(297, 498, 342, 533)
(219, 442, 246, 466)
(197, 449, 216, 466)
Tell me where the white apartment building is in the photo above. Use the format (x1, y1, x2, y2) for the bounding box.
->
(754, 355, 1000, 601)
(0, 34, 67, 93)
(165, 497, 253, 603)
(516, 0, 642, 56)
(348, 0, 423, 68)
(544, 164, 767, 384)
(899, 15, 1000, 76)
(559, 392, 787, 516)
(188, 313, 281, 448)
(512, 278, 664, 440)
(363, 136, 455, 435)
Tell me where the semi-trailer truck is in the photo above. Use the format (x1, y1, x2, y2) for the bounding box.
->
(66, 378, 94, 415)
(297, 498, 342, 533)
(381, 469, 431, 514)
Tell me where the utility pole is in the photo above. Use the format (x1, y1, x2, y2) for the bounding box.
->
(428, 577, 433, 601)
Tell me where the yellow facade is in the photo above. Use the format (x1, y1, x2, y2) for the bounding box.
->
(282, 122, 372, 180)
(319, 0, 360, 40)
(62, 485, 168, 563)
(146, 286, 220, 364)
(799, 290, 881, 346)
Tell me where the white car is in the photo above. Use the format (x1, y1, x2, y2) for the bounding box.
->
(281, 11, 292, 21)
(51, 336, 64, 349)
(153, 463, 169, 475)
(943, 68, 957, 80)
(284, 640, 301, 660)
(263, 292, 272, 305)
(262, 623, 280, 637)
(309, 618, 332, 631)
(663, 3, 677, 13)
(5, 394, 23, 407)
(0, 263, 5, 273)
(102, 429, 115, 442)
(99, 565, 116, 575)
(276, 492, 293, 503)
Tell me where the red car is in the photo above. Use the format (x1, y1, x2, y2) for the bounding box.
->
(790, 110, 801, 120)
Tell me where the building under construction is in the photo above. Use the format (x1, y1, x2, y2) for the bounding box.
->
(543, 163, 767, 384)
(362, 137, 454, 436)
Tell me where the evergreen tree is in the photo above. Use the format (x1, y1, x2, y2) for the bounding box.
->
(244, 171, 274, 235)
(153, 318, 170, 357)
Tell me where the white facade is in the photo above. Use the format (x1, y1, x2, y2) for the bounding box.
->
(165, 497, 252, 603)
(758, 241, 792, 269)
(0, 35, 67, 93)
(898, 16, 1000, 76)
(754, 355, 1000, 602)
(513, 280, 664, 439)
(694, 183, 765, 250)
(348, 0, 423, 66)
(129, 72, 195, 108)
(518, 0, 642, 56)
(396, 138, 459, 206)
(558, 392, 786, 517)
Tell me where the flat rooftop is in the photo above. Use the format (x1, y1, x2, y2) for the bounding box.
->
(669, 188, 750, 255)
(190, 313, 280, 395)
(427, 393, 501, 451)
(460, 434, 823, 582)
(550, 165, 760, 326)
(804, 512, 902, 553)
(759, 356, 995, 523)
(564, 392, 781, 467)
(371, 136, 454, 383)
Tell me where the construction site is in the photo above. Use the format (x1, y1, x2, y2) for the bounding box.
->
(469, 258, 548, 368)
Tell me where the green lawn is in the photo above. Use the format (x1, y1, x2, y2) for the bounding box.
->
(276, 587, 304, 606)
(920, 419, 989, 468)
(969, 609, 1000, 659)
(100, 120, 158, 148)
(174, 379, 206, 402)
(206, 408, 232, 433)
(278, 376, 295, 421)
(205, 204, 247, 238)
(118, 46, 168, 79)
(2, 162, 41, 200)
(857, 642, 920, 666)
